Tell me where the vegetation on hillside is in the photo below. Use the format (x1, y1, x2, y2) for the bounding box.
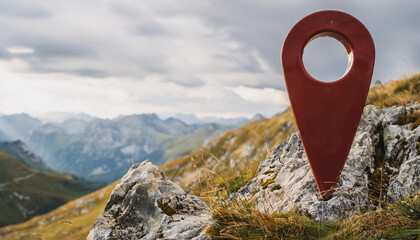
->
(367, 74, 420, 110)
(0, 151, 93, 227)
(0, 181, 117, 240)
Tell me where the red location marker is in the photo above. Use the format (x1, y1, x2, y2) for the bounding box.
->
(281, 10, 375, 199)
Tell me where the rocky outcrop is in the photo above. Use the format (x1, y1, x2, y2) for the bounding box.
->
(87, 160, 210, 240)
(231, 103, 420, 221)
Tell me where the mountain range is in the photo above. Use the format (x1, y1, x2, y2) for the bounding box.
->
(169, 113, 265, 125)
(24, 114, 233, 183)
(0, 111, 261, 184)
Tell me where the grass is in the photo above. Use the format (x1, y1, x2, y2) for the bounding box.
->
(332, 194, 420, 239)
(208, 203, 335, 240)
(207, 194, 420, 240)
(366, 73, 420, 109)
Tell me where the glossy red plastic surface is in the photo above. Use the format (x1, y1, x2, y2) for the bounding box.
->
(281, 10, 375, 199)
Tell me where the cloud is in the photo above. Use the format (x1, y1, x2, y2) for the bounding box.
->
(0, 64, 286, 118)
(0, 1, 50, 19)
(0, 1, 419, 118)
(135, 23, 167, 36)
(2, 1, 418, 82)
(231, 85, 289, 106)
(7, 47, 34, 54)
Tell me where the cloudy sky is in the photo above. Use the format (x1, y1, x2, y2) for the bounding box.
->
(0, 0, 419, 119)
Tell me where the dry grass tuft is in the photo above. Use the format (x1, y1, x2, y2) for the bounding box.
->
(208, 194, 420, 240)
(367, 74, 420, 109)
(333, 194, 420, 239)
(207, 201, 335, 240)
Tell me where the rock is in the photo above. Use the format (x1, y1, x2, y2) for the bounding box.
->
(87, 160, 210, 240)
(388, 156, 420, 201)
(231, 103, 420, 221)
(383, 104, 420, 202)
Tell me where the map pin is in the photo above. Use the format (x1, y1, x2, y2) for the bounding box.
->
(281, 10, 375, 200)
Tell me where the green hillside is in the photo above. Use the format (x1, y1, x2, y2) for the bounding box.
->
(0, 151, 93, 227)
(0, 181, 117, 240)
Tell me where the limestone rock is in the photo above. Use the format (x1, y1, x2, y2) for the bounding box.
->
(231, 103, 420, 221)
(87, 160, 210, 240)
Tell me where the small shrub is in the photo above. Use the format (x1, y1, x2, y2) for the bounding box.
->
(218, 175, 248, 195)
(394, 81, 410, 94)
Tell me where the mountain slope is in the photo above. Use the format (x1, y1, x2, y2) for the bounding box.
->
(159, 123, 229, 165)
(0, 151, 93, 227)
(0, 181, 117, 240)
(0, 140, 60, 175)
(161, 109, 295, 196)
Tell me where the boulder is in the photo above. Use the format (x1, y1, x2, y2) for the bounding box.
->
(87, 160, 210, 240)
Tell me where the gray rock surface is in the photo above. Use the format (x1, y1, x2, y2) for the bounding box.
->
(231, 103, 420, 221)
(87, 160, 210, 240)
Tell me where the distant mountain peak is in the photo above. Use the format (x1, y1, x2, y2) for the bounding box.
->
(251, 113, 265, 120)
